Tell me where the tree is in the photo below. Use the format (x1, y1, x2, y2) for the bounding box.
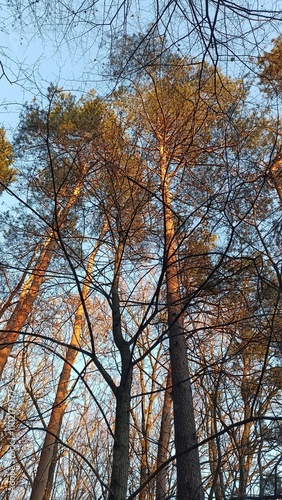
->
(111, 44, 253, 498)
(0, 127, 15, 190)
(0, 87, 108, 379)
(2, 35, 282, 500)
(6, 0, 282, 83)
(258, 36, 282, 97)
(94, 144, 150, 500)
(6, 85, 151, 500)
(30, 222, 106, 500)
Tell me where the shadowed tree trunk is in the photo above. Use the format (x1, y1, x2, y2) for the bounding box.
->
(108, 237, 133, 500)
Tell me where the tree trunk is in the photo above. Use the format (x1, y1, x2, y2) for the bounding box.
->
(207, 390, 225, 500)
(108, 238, 133, 500)
(109, 369, 132, 500)
(0, 177, 86, 380)
(139, 417, 148, 500)
(160, 142, 204, 500)
(156, 367, 173, 500)
(238, 352, 254, 498)
(0, 244, 41, 321)
(0, 236, 56, 379)
(30, 225, 106, 500)
(29, 319, 81, 500)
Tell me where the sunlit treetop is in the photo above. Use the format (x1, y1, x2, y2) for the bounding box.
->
(16, 85, 107, 147)
(13, 85, 115, 205)
(111, 38, 248, 152)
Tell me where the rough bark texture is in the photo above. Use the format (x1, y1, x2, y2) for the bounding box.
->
(160, 142, 204, 500)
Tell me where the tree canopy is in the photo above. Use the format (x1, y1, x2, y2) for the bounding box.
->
(0, 11, 282, 500)
(0, 128, 15, 190)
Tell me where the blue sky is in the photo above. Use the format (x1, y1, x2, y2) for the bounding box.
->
(0, 39, 92, 132)
(0, 0, 280, 139)
(0, 9, 108, 137)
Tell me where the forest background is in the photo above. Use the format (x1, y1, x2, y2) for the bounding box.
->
(0, 1, 282, 499)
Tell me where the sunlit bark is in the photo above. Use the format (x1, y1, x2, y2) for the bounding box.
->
(30, 223, 106, 500)
(0, 177, 86, 380)
(160, 141, 203, 500)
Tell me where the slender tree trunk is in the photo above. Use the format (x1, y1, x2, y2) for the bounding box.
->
(238, 418, 253, 498)
(139, 399, 148, 500)
(207, 393, 225, 500)
(238, 353, 254, 498)
(156, 367, 173, 500)
(29, 308, 82, 500)
(160, 142, 204, 500)
(42, 442, 59, 500)
(108, 238, 133, 500)
(0, 236, 56, 379)
(139, 445, 147, 500)
(0, 244, 41, 321)
(30, 224, 106, 500)
(0, 176, 86, 380)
